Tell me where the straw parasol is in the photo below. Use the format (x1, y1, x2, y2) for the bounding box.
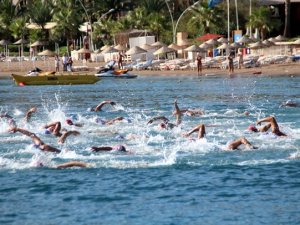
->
(153, 46, 175, 55)
(262, 40, 275, 47)
(249, 41, 266, 49)
(126, 46, 147, 55)
(199, 42, 211, 49)
(140, 43, 154, 50)
(100, 44, 111, 51)
(206, 39, 219, 46)
(77, 48, 91, 54)
(275, 35, 287, 42)
(217, 43, 231, 49)
(151, 41, 166, 48)
(30, 40, 47, 47)
(230, 42, 245, 49)
(26, 22, 57, 30)
(114, 44, 127, 51)
(14, 39, 27, 45)
(101, 46, 118, 54)
(268, 37, 277, 42)
(217, 37, 229, 43)
(168, 43, 181, 50)
(38, 49, 55, 56)
(184, 45, 205, 52)
(236, 35, 253, 44)
(293, 39, 300, 44)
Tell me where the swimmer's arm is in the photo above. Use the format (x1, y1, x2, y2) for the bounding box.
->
(11, 127, 35, 137)
(0, 113, 13, 119)
(105, 116, 124, 125)
(44, 121, 59, 129)
(24, 107, 37, 122)
(94, 100, 116, 111)
(174, 100, 182, 125)
(56, 161, 87, 168)
(91, 146, 113, 152)
(58, 131, 80, 144)
(147, 116, 169, 124)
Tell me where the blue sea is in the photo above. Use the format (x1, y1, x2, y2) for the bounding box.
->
(0, 74, 299, 225)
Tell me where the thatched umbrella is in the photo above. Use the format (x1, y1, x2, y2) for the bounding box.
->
(126, 46, 147, 55)
(275, 35, 287, 42)
(184, 45, 205, 52)
(168, 43, 181, 50)
(236, 35, 253, 44)
(140, 43, 154, 50)
(114, 44, 127, 51)
(151, 41, 166, 49)
(217, 37, 229, 43)
(262, 40, 275, 47)
(100, 44, 111, 51)
(0, 39, 11, 57)
(249, 41, 266, 49)
(153, 46, 176, 60)
(38, 49, 55, 56)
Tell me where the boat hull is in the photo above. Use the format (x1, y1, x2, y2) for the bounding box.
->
(95, 73, 137, 79)
(11, 74, 100, 85)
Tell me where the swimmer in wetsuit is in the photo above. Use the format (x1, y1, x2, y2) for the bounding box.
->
(43, 121, 80, 144)
(248, 116, 287, 137)
(92, 100, 116, 112)
(147, 99, 182, 129)
(8, 127, 61, 153)
(90, 144, 127, 152)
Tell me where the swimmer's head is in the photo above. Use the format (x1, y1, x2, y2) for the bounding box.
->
(113, 145, 126, 152)
(44, 129, 51, 135)
(159, 123, 167, 129)
(115, 134, 125, 140)
(125, 118, 132, 123)
(66, 119, 74, 125)
(243, 111, 250, 116)
(248, 125, 258, 132)
(95, 118, 105, 125)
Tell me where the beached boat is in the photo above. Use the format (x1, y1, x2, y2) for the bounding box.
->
(95, 68, 138, 79)
(11, 68, 100, 85)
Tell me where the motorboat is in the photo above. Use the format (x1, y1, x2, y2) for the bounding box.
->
(95, 60, 138, 79)
(11, 67, 100, 85)
(95, 68, 138, 79)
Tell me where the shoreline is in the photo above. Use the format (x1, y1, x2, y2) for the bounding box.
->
(1, 60, 299, 77)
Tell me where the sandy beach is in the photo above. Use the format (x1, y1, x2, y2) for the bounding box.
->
(0, 59, 299, 77)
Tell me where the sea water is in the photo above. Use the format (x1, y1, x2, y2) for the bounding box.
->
(0, 74, 299, 224)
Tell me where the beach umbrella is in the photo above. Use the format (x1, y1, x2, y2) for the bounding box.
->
(184, 45, 205, 52)
(217, 43, 231, 49)
(206, 39, 219, 46)
(153, 46, 175, 55)
(140, 43, 154, 50)
(30, 40, 47, 47)
(275, 35, 287, 42)
(114, 44, 127, 51)
(101, 46, 118, 54)
(262, 40, 275, 47)
(236, 35, 253, 44)
(199, 43, 211, 49)
(14, 38, 28, 61)
(249, 41, 266, 49)
(77, 48, 91, 54)
(293, 39, 300, 44)
(168, 43, 181, 50)
(100, 44, 111, 51)
(230, 42, 245, 49)
(151, 41, 166, 48)
(196, 33, 223, 41)
(217, 37, 229, 43)
(125, 46, 147, 55)
(38, 49, 55, 56)
(268, 37, 277, 42)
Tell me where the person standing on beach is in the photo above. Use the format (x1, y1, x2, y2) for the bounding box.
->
(55, 55, 60, 72)
(228, 53, 234, 74)
(196, 53, 202, 76)
(237, 49, 243, 69)
(62, 53, 68, 72)
(117, 51, 124, 69)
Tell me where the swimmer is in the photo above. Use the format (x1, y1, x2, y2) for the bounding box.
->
(96, 116, 126, 125)
(24, 107, 37, 122)
(0, 113, 16, 126)
(8, 127, 61, 153)
(248, 116, 287, 136)
(226, 137, 257, 150)
(56, 161, 87, 168)
(92, 100, 116, 112)
(43, 121, 80, 144)
(280, 100, 299, 107)
(90, 144, 127, 152)
(148, 100, 182, 129)
(183, 124, 206, 139)
(65, 119, 83, 127)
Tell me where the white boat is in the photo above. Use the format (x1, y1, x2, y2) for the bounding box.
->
(95, 68, 137, 79)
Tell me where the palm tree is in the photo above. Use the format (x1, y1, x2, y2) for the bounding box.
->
(146, 12, 165, 40)
(283, 0, 290, 37)
(0, 0, 17, 39)
(27, 0, 53, 40)
(247, 6, 280, 40)
(189, 1, 224, 34)
(52, 0, 82, 53)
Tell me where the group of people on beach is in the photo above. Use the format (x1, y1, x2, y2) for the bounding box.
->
(1, 97, 295, 169)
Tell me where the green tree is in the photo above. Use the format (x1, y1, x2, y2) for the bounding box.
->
(247, 6, 280, 40)
(0, 0, 17, 39)
(189, 1, 224, 34)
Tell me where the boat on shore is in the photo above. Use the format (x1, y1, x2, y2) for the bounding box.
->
(11, 68, 100, 85)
